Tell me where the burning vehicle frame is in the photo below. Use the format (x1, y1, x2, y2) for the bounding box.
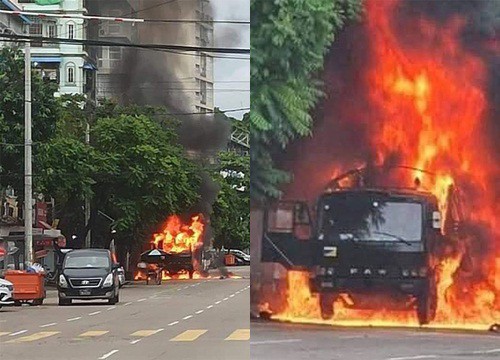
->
(261, 165, 468, 325)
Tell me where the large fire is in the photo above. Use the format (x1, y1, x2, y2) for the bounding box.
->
(153, 214, 204, 254)
(270, 0, 499, 329)
(135, 215, 206, 281)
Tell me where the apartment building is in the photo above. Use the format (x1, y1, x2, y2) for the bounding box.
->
(92, 0, 214, 113)
(18, 0, 97, 98)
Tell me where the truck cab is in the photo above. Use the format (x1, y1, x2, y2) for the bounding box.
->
(262, 167, 450, 325)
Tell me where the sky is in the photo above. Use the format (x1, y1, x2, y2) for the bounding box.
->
(212, 0, 250, 119)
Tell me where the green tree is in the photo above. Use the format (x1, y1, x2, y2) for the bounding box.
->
(212, 150, 250, 250)
(250, 0, 362, 201)
(36, 97, 201, 250)
(0, 46, 59, 192)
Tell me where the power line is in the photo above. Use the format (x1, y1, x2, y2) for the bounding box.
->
(0, 33, 250, 54)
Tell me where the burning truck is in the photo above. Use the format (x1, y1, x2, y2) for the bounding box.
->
(256, 0, 499, 329)
(136, 215, 205, 281)
(262, 166, 467, 325)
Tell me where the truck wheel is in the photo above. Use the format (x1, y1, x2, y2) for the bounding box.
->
(58, 298, 71, 306)
(319, 294, 335, 320)
(416, 275, 437, 325)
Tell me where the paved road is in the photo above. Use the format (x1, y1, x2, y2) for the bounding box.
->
(251, 320, 500, 360)
(0, 267, 249, 360)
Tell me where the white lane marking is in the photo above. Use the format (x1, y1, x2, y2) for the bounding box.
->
(123, 302, 132, 306)
(191, 284, 196, 287)
(9, 330, 27, 336)
(195, 310, 204, 314)
(215, 301, 221, 304)
(98, 349, 119, 359)
(251, 339, 303, 345)
(472, 349, 500, 355)
(168, 321, 179, 326)
(339, 335, 365, 339)
(177, 288, 181, 291)
(40, 323, 57, 328)
(130, 339, 142, 345)
(182, 315, 193, 320)
(107, 306, 116, 311)
(67, 317, 82, 322)
(137, 298, 147, 302)
(206, 305, 213, 309)
(223, 297, 229, 301)
(154, 328, 164, 334)
(89, 311, 101, 316)
(230, 294, 235, 298)
(387, 356, 438, 360)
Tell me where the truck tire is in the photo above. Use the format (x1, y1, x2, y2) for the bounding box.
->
(416, 274, 437, 325)
(319, 294, 336, 320)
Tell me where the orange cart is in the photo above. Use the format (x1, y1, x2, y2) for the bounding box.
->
(5, 270, 46, 306)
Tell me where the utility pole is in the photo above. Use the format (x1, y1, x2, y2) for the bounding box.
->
(84, 121, 91, 248)
(24, 39, 33, 268)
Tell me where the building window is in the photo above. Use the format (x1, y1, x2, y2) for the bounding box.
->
(200, 54, 207, 77)
(67, 23, 75, 39)
(47, 22, 57, 38)
(29, 23, 42, 36)
(66, 63, 75, 84)
(200, 80, 207, 104)
(109, 47, 122, 61)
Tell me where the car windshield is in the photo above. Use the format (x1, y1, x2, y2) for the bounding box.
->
(64, 254, 110, 269)
(320, 193, 423, 243)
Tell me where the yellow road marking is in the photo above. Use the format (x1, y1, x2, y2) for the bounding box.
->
(170, 330, 207, 342)
(225, 329, 250, 341)
(6, 331, 59, 343)
(130, 330, 160, 337)
(0, 332, 10, 337)
(79, 330, 109, 337)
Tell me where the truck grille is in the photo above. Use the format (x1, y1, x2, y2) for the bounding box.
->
(69, 278, 102, 288)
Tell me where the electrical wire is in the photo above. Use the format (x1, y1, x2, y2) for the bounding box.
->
(0, 33, 250, 54)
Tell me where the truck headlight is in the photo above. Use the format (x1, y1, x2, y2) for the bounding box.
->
(402, 269, 410, 277)
(103, 273, 114, 287)
(326, 268, 334, 276)
(59, 274, 68, 288)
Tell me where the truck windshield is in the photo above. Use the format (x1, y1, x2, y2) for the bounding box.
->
(320, 194, 423, 243)
(64, 255, 110, 269)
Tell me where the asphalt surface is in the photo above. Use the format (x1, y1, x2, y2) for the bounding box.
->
(251, 320, 500, 360)
(0, 266, 249, 360)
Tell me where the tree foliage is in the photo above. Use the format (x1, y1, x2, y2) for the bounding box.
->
(0, 46, 202, 252)
(211, 115, 250, 250)
(0, 46, 59, 191)
(250, 0, 363, 202)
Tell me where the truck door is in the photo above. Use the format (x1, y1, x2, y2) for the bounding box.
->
(261, 201, 318, 269)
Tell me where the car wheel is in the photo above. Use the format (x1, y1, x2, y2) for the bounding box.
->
(58, 298, 71, 306)
(32, 298, 44, 306)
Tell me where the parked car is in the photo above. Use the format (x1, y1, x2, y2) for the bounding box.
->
(0, 278, 14, 309)
(117, 266, 125, 288)
(229, 249, 250, 265)
(57, 249, 120, 306)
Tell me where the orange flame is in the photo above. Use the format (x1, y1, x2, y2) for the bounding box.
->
(153, 215, 204, 254)
(271, 0, 499, 329)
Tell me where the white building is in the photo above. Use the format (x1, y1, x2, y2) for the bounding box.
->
(0, 0, 31, 42)
(18, 0, 96, 98)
